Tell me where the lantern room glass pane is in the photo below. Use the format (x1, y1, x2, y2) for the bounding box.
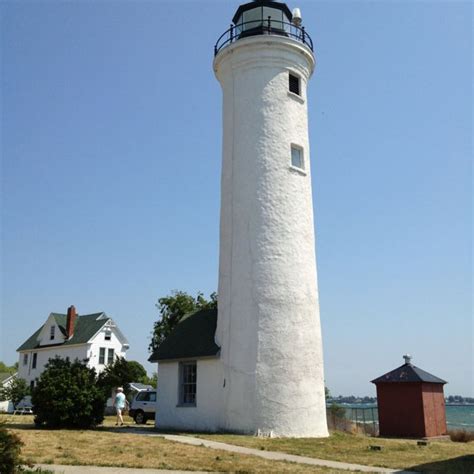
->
(242, 7, 263, 31)
(262, 7, 284, 29)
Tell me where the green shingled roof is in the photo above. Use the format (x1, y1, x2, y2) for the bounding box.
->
(148, 308, 220, 362)
(16, 313, 108, 351)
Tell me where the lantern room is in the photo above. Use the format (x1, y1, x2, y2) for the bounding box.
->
(214, 1, 313, 56)
(372, 355, 448, 439)
(232, 0, 293, 38)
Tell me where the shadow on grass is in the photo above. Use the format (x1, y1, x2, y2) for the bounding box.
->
(408, 455, 474, 473)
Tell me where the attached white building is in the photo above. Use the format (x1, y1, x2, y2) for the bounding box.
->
(17, 305, 129, 389)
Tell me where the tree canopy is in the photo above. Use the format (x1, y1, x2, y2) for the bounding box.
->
(0, 361, 18, 375)
(149, 290, 217, 354)
(97, 357, 148, 397)
(0, 378, 29, 407)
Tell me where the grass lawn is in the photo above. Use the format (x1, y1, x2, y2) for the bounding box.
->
(197, 431, 474, 473)
(1, 415, 338, 473)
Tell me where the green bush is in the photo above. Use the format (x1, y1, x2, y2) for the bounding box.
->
(0, 423, 23, 474)
(32, 357, 106, 429)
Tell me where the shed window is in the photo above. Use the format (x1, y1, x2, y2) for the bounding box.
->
(105, 329, 111, 341)
(107, 348, 115, 365)
(289, 73, 300, 96)
(50, 326, 55, 340)
(179, 361, 197, 406)
(32, 353, 37, 369)
(99, 347, 106, 365)
(291, 145, 304, 170)
(23, 354, 28, 366)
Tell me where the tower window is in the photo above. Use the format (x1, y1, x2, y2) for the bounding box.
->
(289, 73, 300, 96)
(105, 329, 111, 341)
(179, 361, 197, 406)
(32, 353, 37, 369)
(50, 326, 55, 340)
(23, 354, 28, 366)
(291, 145, 304, 170)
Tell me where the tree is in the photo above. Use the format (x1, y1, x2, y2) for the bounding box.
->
(1, 378, 29, 407)
(143, 372, 158, 388)
(149, 290, 217, 353)
(32, 357, 106, 428)
(0, 361, 17, 375)
(97, 357, 148, 398)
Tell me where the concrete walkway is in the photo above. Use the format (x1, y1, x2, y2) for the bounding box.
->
(103, 427, 414, 473)
(162, 434, 415, 473)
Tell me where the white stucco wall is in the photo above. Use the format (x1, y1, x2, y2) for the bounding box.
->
(155, 358, 223, 432)
(213, 35, 328, 437)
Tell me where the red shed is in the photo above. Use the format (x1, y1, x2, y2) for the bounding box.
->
(371, 355, 447, 438)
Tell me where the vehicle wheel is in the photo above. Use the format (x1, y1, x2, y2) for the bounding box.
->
(134, 410, 145, 424)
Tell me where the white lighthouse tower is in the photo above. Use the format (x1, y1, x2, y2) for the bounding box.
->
(214, 1, 328, 437)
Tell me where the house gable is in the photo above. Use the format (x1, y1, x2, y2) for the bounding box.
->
(17, 312, 109, 352)
(89, 319, 130, 348)
(36, 314, 66, 346)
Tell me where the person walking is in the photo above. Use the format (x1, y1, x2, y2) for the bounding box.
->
(113, 387, 128, 426)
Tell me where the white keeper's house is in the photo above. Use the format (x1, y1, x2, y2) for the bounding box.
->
(17, 305, 129, 389)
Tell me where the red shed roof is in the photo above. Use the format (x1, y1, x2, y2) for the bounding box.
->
(371, 359, 446, 385)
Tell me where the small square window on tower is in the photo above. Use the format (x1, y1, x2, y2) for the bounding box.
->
(289, 73, 300, 96)
(291, 145, 304, 170)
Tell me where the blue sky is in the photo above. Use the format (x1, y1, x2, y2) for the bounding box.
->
(1, 1, 472, 396)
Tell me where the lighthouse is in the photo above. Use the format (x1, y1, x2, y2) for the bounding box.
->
(150, 0, 327, 437)
(214, 1, 328, 437)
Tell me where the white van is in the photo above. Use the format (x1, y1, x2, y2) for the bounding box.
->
(129, 389, 156, 424)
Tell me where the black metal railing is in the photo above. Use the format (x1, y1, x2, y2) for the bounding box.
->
(214, 18, 314, 56)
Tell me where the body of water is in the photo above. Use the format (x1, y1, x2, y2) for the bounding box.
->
(331, 404, 474, 432)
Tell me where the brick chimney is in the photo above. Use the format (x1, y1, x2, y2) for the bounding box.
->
(66, 305, 77, 339)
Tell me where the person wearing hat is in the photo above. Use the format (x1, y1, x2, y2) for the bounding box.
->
(113, 387, 128, 426)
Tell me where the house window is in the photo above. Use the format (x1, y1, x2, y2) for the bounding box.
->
(291, 145, 304, 170)
(107, 348, 114, 365)
(50, 326, 55, 340)
(179, 361, 197, 406)
(105, 329, 111, 341)
(23, 354, 28, 366)
(99, 348, 106, 365)
(32, 353, 37, 369)
(289, 73, 300, 96)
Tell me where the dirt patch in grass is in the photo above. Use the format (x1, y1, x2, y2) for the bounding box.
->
(197, 431, 474, 472)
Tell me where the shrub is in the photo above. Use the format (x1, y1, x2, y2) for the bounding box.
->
(448, 429, 474, 443)
(32, 357, 106, 428)
(0, 422, 23, 474)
